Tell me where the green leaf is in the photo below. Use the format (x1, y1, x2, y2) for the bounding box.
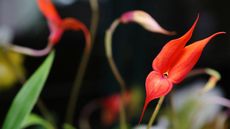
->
(22, 113, 55, 129)
(2, 51, 55, 129)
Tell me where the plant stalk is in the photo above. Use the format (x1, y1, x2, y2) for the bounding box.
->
(7, 43, 53, 57)
(65, 0, 99, 124)
(147, 96, 165, 129)
(187, 68, 221, 94)
(105, 19, 128, 129)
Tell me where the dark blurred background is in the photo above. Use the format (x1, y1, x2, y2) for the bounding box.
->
(0, 0, 230, 128)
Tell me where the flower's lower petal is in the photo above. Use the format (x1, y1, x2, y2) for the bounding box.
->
(139, 71, 173, 123)
(145, 71, 173, 99)
(139, 99, 149, 124)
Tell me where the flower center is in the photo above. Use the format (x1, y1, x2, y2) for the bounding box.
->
(163, 72, 168, 78)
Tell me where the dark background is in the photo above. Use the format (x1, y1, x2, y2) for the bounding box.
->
(0, 0, 230, 128)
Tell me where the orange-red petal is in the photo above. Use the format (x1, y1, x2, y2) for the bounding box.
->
(168, 32, 225, 84)
(139, 71, 173, 123)
(37, 0, 62, 24)
(152, 15, 199, 73)
(145, 71, 173, 99)
(37, 0, 63, 44)
(62, 18, 91, 48)
(48, 22, 63, 44)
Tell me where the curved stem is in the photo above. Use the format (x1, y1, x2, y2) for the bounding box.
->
(187, 68, 221, 94)
(185, 68, 226, 129)
(147, 96, 165, 129)
(65, 41, 91, 123)
(105, 19, 128, 129)
(170, 68, 220, 129)
(119, 95, 127, 129)
(37, 99, 56, 126)
(207, 96, 230, 108)
(7, 43, 53, 57)
(168, 93, 178, 129)
(79, 100, 99, 129)
(105, 19, 126, 92)
(89, 0, 99, 42)
(65, 0, 99, 124)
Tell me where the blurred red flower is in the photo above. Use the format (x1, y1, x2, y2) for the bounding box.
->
(37, 0, 90, 46)
(100, 92, 131, 126)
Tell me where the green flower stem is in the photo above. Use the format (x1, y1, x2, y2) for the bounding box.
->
(65, 37, 91, 124)
(119, 96, 127, 129)
(105, 19, 126, 91)
(79, 100, 99, 129)
(37, 99, 56, 126)
(105, 19, 128, 129)
(186, 68, 223, 129)
(187, 68, 221, 94)
(147, 96, 165, 129)
(89, 0, 99, 42)
(65, 0, 99, 124)
(168, 93, 178, 129)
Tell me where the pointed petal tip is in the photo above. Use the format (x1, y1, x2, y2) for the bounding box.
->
(165, 31, 177, 36)
(168, 31, 225, 83)
(155, 28, 177, 36)
(196, 13, 200, 21)
(186, 13, 199, 35)
(208, 31, 226, 39)
(138, 100, 149, 124)
(182, 13, 199, 37)
(215, 31, 226, 35)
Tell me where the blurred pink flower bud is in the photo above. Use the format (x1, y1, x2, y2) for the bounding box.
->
(120, 10, 175, 35)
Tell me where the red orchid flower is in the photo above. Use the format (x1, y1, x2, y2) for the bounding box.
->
(100, 92, 131, 126)
(139, 15, 225, 123)
(37, 0, 90, 47)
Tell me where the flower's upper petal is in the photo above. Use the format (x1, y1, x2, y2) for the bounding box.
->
(139, 71, 173, 124)
(37, 0, 62, 24)
(168, 32, 225, 84)
(120, 10, 175, 35)
(152, 15, 199, 73)
(37, 0, 63, 44)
